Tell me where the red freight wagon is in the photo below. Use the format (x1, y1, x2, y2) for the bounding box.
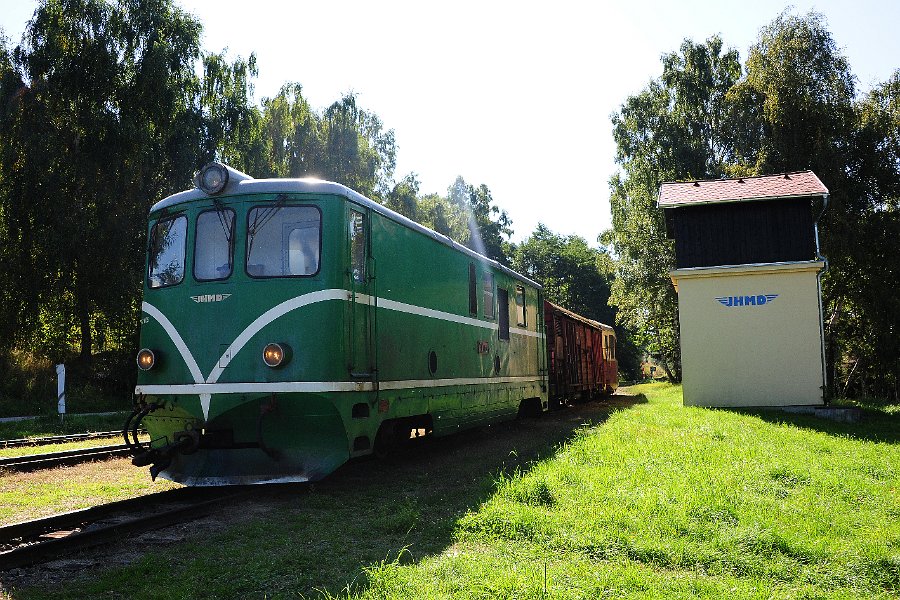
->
(544, 301, 617, 406)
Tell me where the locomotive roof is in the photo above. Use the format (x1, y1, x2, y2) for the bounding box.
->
(150, 170, 542, 290)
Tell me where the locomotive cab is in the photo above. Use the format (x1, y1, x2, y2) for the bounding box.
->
(130, 166, 372, 484)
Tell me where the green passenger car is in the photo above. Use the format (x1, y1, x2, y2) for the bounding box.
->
(127, 164, 548, 485)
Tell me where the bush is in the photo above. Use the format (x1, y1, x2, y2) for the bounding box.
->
(0, 348, 134, 417)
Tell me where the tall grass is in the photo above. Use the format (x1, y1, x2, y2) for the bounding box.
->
(0, 350, 133, 418)
(0, 413, 129, 440)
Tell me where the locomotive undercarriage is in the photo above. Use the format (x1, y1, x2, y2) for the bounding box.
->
(124, 392, 352, 485)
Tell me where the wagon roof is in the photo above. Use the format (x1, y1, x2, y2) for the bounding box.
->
(545, 300, 613, 332)
(658, 171, 828, 208)
(150, 172, 542, 290)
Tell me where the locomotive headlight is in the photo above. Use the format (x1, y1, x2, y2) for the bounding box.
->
(263, 343, 291, 368)
(137, 348, 157, 371)
(195, 163, 229, 195)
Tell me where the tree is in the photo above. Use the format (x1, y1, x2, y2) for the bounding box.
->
(831, 72, 900, 399)
(255, 89, 397, 198)
(0, 1, 409, 413)
(463, 181, 513, 265)
(606, 36, 743, 382)
(0, 0, 203, 361)
(385, 172, 420, 221)
(442, 176, 513, 264)
(607, 11, 900, 396)
(319, 94, 396, 199)
(261, 83, 322, 178)
(404, 175, 513, 265)
(515, 225, 614, 323)
(416, 192, 467, 240)
(199, 51, 268, 176)
(731, 11, 856, 179)
(733, 11, 898, 399)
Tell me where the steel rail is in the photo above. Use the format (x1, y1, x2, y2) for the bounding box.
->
(0, 444, 133, 472)
(1, 431, 140, 449)
(0, 487, 249, 570)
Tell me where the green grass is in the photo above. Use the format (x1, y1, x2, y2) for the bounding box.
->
(0, 436, 131, 459)
(0, 383, 130, 419)
(339, 383, 899, 599)
(5, 384, 899, 599)
(0, 412, 129, 441)
(0, 412, 136, 460)
(833, 394, 900, 416)
(0, 459, 180, 525)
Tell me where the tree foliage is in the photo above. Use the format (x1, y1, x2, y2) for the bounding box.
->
(256, 85, 397, 198)
(0, 0, 203, 362)
(607, 36, 743, 381)
(0, 0, 400, 372)
(515, 225, 614, 322)
(457, 178, 513, 265)
(384, 174, 513, 265)
(199, 51, 268, 176)
(0, 0, 642, 405)
(261, 83, 322, 179)
(728, 12, 899, 399)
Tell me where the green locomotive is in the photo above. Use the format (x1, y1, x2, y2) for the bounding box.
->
(126, 163, 548, 484)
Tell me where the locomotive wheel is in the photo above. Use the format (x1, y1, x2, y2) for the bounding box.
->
(373, 421, 400, 458)
(517, 397, 543, 418)
(374, 418, 419, 458)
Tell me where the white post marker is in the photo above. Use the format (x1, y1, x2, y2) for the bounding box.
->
(56, 363, 66, 421)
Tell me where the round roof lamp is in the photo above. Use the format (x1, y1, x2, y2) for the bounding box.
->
(197, 163, 229, 195)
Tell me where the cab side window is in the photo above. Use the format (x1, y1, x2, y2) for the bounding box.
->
(498, 288, 510, 341)
(349, 210, 366, 283)
(515, 285, 526, 326)
(148, 215, 187, 288)
(468, 263, 477, 315)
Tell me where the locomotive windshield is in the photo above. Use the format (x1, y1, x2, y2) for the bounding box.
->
(246, 205, 321, 277)
(194, 208, 235, 281)
(148, 215, 187, 288)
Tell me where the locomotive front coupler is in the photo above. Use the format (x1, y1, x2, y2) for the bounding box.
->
(132, 430, 200, 481)
(123, 394, 158, 454)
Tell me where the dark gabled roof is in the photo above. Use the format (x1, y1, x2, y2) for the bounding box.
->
(658, 171, 828, 208)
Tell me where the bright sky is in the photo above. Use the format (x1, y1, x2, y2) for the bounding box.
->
(1, 1, 898, 244)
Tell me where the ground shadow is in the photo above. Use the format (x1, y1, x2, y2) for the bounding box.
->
(727, 405, 900, 445)
(294, 395, 643, 594)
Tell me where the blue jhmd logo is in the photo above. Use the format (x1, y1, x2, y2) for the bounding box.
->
(715, 294, 779, 307)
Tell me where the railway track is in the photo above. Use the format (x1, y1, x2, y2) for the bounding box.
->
(0, 444, 133, 472)
(0, 487, 250, 570)
(1, 430, 135, 449)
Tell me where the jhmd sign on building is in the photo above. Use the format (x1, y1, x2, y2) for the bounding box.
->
(661, 172, 828, 407)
